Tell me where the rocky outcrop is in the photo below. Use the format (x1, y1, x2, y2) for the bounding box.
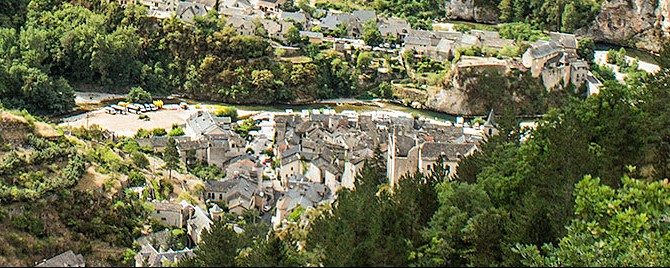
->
(577, 0, 670, 52)
(445, 0, 499, 24)
(425, 87, 476, 115)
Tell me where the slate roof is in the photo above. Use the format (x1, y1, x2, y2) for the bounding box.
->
(404, 36, 431, 47)
(300, 30, 324, 39)
(549, 32, 577, 49)
(225, 15, 256, 31)
(352, 10, 376, 23)
(151, 201, 183, 212)
(483, 37, 514, 49)
(135, 244, 194, 267)
(421, 142, 477, 161)
(194, 0, 218, 8)
(204, 177, 257, 201)
(378, 17, 410, 37)
(260, 18, 282, 35)
(528, 41, 562, 59)
(470, 29, 500, 39)
(394, 134, 416, 157)
(280, 11, 307, 24)
(459, 33, 480, 47)
(185, 111, 234, 140)
(176, 2, 209, 23)
(36, 250, 85, 267)
(278, 180, 329, 212)
(222, 0, 252, 9)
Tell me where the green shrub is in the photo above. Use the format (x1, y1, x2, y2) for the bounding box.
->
(151, 128, 167, 136)
(167, 127, 185, 136)
(213, 106, 238, 121)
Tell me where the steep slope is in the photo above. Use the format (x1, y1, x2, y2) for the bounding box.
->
(578, 0, 670, 52)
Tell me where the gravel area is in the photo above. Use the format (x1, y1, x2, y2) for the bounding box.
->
(59, 106, 197, 137)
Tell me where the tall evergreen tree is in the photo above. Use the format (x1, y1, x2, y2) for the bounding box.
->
(163, 137, 180, 180)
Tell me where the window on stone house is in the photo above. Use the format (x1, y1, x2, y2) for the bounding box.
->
(219, 194, 223, 199)
(157, 210, 160, 214)
(161, 217, 167, 221)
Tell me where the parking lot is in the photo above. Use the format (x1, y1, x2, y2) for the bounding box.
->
(60, 105, 198, 137)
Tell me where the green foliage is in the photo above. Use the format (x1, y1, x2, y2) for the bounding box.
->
(135, 128, 151, 139)
(128, 170, 146, 187)
(127, 86, 152, 103)
(516, 175, 670, 267)
(187, 162, 223, 180)
(361, 20, 382, 47)
(151, 128, 167, 137)
(167, 127, 185, 137)
(306, 149, 443, 266)
(577, 37, 596, 63)
(234, 118, 260, 139)
(452, 23, 472, 33)
(162, 138, 180, 180)
(214, 106, 238, 121)
(496, 0, 601, 32)
(131, 151, 149, 169)
(607, 48, 628, 68)
(591, 63, 616, 81)
(498, 22, 545, 42)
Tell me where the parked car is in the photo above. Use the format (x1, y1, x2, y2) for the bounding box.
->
(111, 104, 127, 114)
(104, 107, 116, 114)
(127, 104, 140, 114)
(141, 103, 151, 111)
(148, 103, 158, 111)
(135, 103, 147, 113)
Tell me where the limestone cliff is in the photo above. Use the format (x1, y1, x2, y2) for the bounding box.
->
(445, 0, 500, 24)
(579, 0, 670, 52)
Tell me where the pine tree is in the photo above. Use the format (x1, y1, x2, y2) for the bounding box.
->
(163, 137, 180, 180)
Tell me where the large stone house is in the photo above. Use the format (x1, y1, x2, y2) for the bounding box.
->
(135, 244, 194, 267)
(386, 124, 479, 186)
(272, 175, 330, 227)
(521, 32, 595, 91)
(179, 111, 245, 168)
(149, 201, 186, 228)
(36, 251, 85, 267)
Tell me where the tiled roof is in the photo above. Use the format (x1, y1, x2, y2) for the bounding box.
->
(421, 142, 477, 161)
(151, 201, 183, 212)
(36, 250, 85, 267)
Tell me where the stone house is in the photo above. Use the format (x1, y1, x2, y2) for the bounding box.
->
(176, 1, 210, 24)
(272, 177, 329, 227)
(378, 17, 410, 43)
(279, 11, 307, 26)
(182, 201, 212, 246)
(36, 251, 85, 267)
(386, 123, 478, 185)
(179, 111, 245, 167)
(203, 174, 259, 214)
(300, 31, 324, 44)
(257, 0, 282, 13)
(135, 243, 194, 267)
(149, 201, 186, 228)
(221, 0, 252, 10)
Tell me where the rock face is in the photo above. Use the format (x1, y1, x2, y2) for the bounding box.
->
(445, 0, 500, 24)
(425, 87, 475, 115)
(577, 0, 670, 52)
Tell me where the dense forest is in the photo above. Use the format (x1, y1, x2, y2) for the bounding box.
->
(0, 0, 397, 116)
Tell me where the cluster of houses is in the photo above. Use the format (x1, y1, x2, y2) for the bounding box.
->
(127, 107, 494, 266)
(115, 0, 603, 94)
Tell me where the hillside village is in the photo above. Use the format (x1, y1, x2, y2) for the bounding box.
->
(113, 0, 604, 98)
(126, 106, 493, 266)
